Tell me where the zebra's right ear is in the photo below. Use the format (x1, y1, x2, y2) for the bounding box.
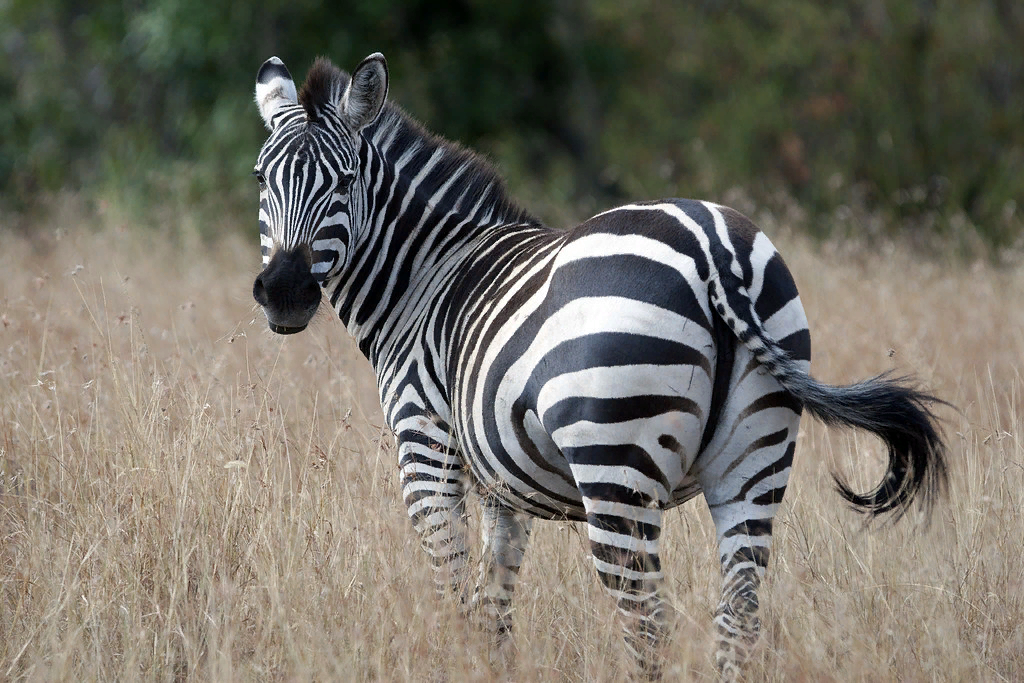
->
(255, 57, 298, 132)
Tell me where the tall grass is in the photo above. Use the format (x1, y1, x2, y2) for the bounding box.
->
(1, 206, 1022, 681)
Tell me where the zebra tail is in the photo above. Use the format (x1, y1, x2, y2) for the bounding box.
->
(783, 367, 948, 521)
(735, 321, 949, 522)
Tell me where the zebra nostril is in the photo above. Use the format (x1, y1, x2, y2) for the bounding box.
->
(253, 275, 269, 306)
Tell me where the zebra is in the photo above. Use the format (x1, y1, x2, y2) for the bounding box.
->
(250, 52, 948, 679)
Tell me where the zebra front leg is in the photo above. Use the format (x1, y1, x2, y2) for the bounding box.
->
(471, 497, 533, 648)
(398, 433, 471, 601)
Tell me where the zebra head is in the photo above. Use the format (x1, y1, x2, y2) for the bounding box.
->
(251, 53, 389, 334)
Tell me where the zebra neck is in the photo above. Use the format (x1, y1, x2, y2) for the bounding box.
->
(325, 109, 556, 399)
(325, 166, 542, 369)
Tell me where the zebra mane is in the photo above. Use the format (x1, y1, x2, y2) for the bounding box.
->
(298, 57, 540, 229)
(298, 57, 347, 123)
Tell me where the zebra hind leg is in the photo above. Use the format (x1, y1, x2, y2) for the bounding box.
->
(471, 497, 533, 654)
(697, 429, 796, 680)
(707, 514, 774, 681)
(578, 484, 671, 679)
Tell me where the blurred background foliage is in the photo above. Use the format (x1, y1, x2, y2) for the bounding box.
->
(1, 0, 1022, 246)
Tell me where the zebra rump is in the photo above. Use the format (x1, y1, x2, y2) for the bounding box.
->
(701, 198, 948, 524)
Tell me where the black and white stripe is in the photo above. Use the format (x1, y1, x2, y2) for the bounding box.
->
(251, 53, 949, 680)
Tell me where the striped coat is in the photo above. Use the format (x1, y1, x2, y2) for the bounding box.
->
(251, 53, 948, 679)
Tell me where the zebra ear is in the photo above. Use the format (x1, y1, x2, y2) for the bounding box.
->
(340, 53, 388, 132)
(255, 57, 298, 132)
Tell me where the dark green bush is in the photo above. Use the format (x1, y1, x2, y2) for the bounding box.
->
(1, 0, 1021, 245)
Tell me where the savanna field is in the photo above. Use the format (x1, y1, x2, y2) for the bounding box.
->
(1, 200, 1023, 681)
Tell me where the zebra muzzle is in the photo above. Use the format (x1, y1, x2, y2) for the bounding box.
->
(267, 321, 308, 335)
(253, 246, 322, 334)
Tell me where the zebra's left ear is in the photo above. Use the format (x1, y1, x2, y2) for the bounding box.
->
(255, 57, 298, 132)
(340, 53, 388, 132)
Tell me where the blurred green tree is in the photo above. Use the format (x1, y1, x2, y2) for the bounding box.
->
(0, 0, 1021, 244)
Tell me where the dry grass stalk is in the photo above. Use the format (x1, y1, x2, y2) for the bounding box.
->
(1, 215, 1022, 681)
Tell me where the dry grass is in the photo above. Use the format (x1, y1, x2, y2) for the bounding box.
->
(1, 207, 1022, 682)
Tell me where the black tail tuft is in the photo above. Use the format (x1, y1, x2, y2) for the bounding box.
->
(783, 371, 949, 522)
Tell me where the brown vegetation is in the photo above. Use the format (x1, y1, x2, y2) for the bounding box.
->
(1, 206, 1022, 680)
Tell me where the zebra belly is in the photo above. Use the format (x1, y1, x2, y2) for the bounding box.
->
(538, 297, 713, 492)
(460, 302, 715, 517)
(538, 367, 711, 508)
(456, 400, 588, 521)
(450, 219, 722, 517)
(459, 407, 706, 520)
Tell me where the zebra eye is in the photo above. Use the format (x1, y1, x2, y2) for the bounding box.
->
(252, 170, 267, 192)
(337, 172, 355, 193)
